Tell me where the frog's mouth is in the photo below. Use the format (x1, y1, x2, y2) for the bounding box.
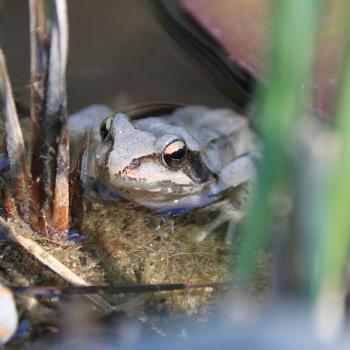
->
(107, 175, 210, 195)
(108, 177, 216, 210)
(97, 168, 215, 206)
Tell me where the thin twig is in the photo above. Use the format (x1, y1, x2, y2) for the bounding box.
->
(9, 281, 227, 297)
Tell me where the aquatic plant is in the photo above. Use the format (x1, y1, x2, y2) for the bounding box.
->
(0, 0, 84, 240)
(231, 0, 350, 337)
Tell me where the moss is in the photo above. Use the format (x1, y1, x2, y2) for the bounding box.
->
(0, 183, 270, 347)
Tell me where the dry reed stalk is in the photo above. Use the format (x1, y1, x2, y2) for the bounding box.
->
(28, 0, 70, 238)
(69, 131, 90, 231)
(0, 51, 32, 222)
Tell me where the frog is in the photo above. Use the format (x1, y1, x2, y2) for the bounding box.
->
(0, 103, 255, 241)
(70, 104, 255, 242)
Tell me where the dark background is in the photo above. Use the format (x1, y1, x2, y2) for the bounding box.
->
(0, 0, 233, 114)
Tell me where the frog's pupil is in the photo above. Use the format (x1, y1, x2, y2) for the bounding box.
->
(170, 147, 185, 160)
(164, 140, 186, 166)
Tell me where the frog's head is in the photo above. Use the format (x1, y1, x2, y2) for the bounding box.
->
(95, 113, 215, 207)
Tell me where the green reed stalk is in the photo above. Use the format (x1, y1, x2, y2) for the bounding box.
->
(317, 28, 350, 293)
(235, 0, 322, 284)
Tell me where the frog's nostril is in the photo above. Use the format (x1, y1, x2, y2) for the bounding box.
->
(130, 158, 141, 169)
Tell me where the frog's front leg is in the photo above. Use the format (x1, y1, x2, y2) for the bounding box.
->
(196, 154, 254, 243)
(213, 154, 255, 194)
(196, 200, 245, 244)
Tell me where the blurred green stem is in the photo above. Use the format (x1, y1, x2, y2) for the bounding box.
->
(235, 0, 322, 284)
(317, 17, 350, 292)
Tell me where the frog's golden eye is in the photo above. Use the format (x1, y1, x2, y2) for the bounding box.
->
(100, 116, 114, 141)
(163, 139, 187, 166)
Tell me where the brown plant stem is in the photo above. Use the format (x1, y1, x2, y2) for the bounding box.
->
(0, 50, 32, 222)
(69, 130, 90, 231)
(28, 0, 70, 238)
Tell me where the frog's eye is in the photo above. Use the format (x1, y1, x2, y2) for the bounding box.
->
(163, 139, 187, 166)
(100, 116, 114, 141)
